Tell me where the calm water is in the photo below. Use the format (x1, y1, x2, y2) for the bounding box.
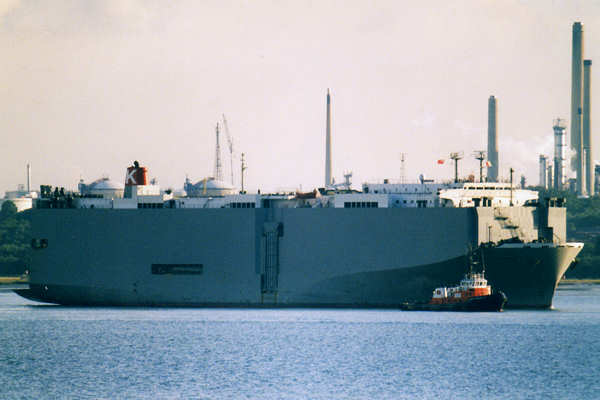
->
(1, 285, 599, 399)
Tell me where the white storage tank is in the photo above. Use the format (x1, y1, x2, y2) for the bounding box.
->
(79, 177, 124, 199)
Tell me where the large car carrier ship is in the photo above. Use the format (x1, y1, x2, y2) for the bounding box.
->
(16, 159, 582, 308)
(14, 91, 583, 308)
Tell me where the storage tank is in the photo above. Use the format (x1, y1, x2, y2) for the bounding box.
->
(79, 177, 124, 199)
(186, 177, 236, 197)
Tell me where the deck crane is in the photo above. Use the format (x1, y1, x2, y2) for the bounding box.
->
(222, 114, 235, 186)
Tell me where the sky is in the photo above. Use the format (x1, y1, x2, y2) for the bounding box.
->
(1, 0, 599, 194)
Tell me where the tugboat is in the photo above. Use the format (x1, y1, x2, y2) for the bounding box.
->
(400, 248, 507, 312)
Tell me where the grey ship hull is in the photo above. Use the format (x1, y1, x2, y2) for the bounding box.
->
(16, 207, 582, 308)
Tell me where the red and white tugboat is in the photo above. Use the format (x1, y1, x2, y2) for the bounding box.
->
(400, 249, 507, 312)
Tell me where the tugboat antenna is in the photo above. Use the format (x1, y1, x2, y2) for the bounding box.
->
(480, 246, 486, 274)
(467, 244, 474, 275)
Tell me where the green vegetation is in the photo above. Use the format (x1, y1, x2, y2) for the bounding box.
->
(0, 201, 30, 276)
(538, 188, 600, 278)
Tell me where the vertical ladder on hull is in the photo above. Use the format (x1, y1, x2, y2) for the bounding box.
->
(262, 222, 282, 303)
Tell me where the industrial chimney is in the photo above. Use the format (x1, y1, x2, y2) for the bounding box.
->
(539, 155, 548, 189)
(584, 59, 593, 196)
(325, 89, 332, 187)
(487, 96, 499, 182)
(26, 163, 31, 193)
(571, 22, 584, 195)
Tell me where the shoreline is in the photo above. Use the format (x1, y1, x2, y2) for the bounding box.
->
(559, 279, 600, 285)
(0, 276, 29, 285)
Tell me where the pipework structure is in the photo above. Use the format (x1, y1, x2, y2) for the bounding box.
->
(584, 59, 593, 196)
(487, 96, 499, 182)
(553, 118, 567, 190)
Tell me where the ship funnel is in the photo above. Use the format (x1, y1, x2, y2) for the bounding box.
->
(125, 160, 148, 187)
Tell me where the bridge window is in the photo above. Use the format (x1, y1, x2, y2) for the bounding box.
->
(344, 202, 379, 208)
(231, 202, 256, 208)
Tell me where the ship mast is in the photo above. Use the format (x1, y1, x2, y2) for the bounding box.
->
(473, 150, 486, 183)
(222, 114, 235, 186)
(450, 152, 464, 183)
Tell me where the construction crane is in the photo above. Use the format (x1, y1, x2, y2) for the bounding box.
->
(222, 114, 235, 186)
(213, 123, 223, 181)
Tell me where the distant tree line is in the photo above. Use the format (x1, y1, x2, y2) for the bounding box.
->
(0, 201, 30, 276)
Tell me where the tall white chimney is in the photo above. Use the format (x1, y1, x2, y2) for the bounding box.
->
(487, 96, 498, 182)
(584, 59, 593, 196)
(325, 89, 332, 187)
(571, 22, 584, 195)
(27, 163, 31, 193)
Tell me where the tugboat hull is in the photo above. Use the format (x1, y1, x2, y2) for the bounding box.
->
(400, 291, 508, 312)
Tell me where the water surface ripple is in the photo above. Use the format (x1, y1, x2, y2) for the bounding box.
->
(1, 285, 599, 399)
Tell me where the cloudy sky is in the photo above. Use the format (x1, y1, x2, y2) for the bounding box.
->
(1, 0, 599, 193)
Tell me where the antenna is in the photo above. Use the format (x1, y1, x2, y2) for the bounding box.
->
(222, 114, 235, 186)
(450, 151, 464, 183)
(214, 123, 223, 181)
(399, 153, 406, 184)
(343, 171, 353, 190)
(480, 246, 486, 274)
(240, 153, 247, 194)
(473, 150, 486, 183)
(509, 167, 514, 206)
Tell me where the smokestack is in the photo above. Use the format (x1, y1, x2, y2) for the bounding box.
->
(584, 59, 593, 196)
(539, 155, 547, 188)
(571, 22, 584, 195)
(553, 118, 567, 190)
(26, 163, 31, 193)
(487, 95, 498, 182)
(325, 89, 332, 187)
